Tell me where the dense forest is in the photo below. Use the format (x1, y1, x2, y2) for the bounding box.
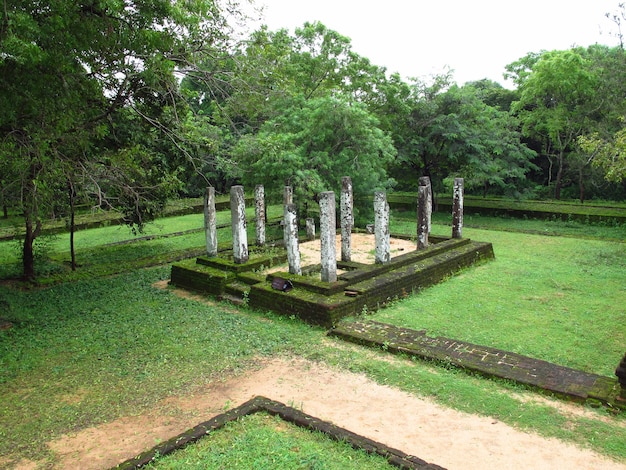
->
(1, 1, 626, 279)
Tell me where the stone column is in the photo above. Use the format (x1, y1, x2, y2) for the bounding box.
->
(418, 176, 432, 234)
(204, 187, 218, 257)
(230, 185, 248, 264)
(374, 191, 390, 264)
(283, 185, 293, 246)
(340, 176, 353, 262)
(417, 184, 429, 249)
(284, 203, 301, 275)
(254, 184, 265, 247)
(319, 191, 337, 282)
(306, 217, 316, 241)
(452, 177, 464, 239)
(615, 353, 626, 401)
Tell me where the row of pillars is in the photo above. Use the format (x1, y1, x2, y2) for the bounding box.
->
(203, 177, 465, 282)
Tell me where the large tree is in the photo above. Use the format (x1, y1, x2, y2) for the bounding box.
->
(509, 50, 599, 199)
(0, 0, 242, 280)
(181, 21, 394, 197)
(389, 76, 535, 196)
(233, 95, 396, 222)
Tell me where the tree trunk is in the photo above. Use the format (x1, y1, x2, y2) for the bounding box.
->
(2, 204, 7, 219)
(69, 183, 77, 271)
(578, 167, 585, 204)
(554, 153, 564, 200)
(22, 161, 43, 281)
(22, 213, 41, 281)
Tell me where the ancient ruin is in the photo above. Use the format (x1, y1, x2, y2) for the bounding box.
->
(170, 177, 494, 327)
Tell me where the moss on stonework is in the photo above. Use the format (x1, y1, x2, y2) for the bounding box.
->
(170, 236, 495, 327)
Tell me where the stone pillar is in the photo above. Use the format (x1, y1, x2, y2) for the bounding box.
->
(340, 176, 353, 262)
(452, 177, 464, 239)
(284, 203, 301, 275)
(319, 191, 337, 282)
(230, 185, 248, 264)
(417, 184, 429, 249)
(418, 176, 432, 234)
(615, 353, 626, 401)
(306, 217, 316, 241)
(204, 187, 218, 258)
(374, 191, 390, 264)
(283, 185, 293, 246)
(254, 184, 265, 247)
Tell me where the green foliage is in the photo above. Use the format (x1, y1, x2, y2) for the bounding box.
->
(391, 77, 535, 195)
(510, 46, 626, 200)
(579, 126, 626, 183)
(0, 0, 242, 279)
(235, 95, 396, 221)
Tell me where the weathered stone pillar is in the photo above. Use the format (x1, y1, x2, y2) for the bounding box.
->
(615, 353, 626, 400)
(283, 186, 293, 246)
(230, 185, 248, 264)
(254, 184, 265, 247)
(306, 217, 316, 241)
(417, 184, 429, 249)
(284, 203, 301, 275)
(452, 177, 464, 239)
(204, 187, 218, 258)
(319, 191, 337, 282)
(374, 191, 390, 264)
(340, 176, 353, 262)
(418, 176, 432, 234)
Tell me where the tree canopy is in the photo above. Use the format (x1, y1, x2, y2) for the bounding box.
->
(0, 0, 242, 279)
(2, 3, 626, 280)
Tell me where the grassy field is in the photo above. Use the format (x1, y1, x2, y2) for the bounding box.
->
(0, 208, 625, 467)
(142, 412, 395, 469)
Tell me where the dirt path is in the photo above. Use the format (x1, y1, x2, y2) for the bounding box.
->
(23, 357, 622, 470)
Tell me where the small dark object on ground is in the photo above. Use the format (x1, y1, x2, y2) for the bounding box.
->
(271, 277, 293, 292)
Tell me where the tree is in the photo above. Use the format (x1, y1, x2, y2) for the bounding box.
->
(578, 127, 626, 183)
(0, 0, 241, 280)
(181, 21, 395, 196)
(233, 95, 396, 222)
(389, 77, 535, 197)
(510, 50, 599, 199)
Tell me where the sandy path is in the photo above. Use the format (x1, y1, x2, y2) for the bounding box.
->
(35, 357, 625, 470)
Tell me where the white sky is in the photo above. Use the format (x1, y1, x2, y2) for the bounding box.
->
(252, 0, 623, 88)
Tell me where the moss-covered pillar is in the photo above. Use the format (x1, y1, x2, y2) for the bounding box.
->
(230, 185, 248, 264)
(283, 186, 293, 246)
(306, 217, 316, 241)
(204, 186, 218, 257)
(374, 191, 390, 264)
(616, 353, 626, 401)
(319, 191, 337, 282)
(285, 203, 301, 275)
(340, 176, 353, 262)
(419, 176, 432, 234)
(417, 181, 429, 249)
(255, 184, 265, 247)
(452, 177, 464, 239)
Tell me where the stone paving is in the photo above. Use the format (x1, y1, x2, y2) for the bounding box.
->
(329, 320, 622, 408)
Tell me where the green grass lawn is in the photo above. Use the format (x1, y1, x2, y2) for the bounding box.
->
(142, 413, 395, 470)
(380, 222, 626, 376)
(0, 209, 625, 467)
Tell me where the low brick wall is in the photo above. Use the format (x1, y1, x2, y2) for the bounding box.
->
(169, 236, 495, 327)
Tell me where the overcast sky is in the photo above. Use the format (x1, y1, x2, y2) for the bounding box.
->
(253, 0, 622, 88)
